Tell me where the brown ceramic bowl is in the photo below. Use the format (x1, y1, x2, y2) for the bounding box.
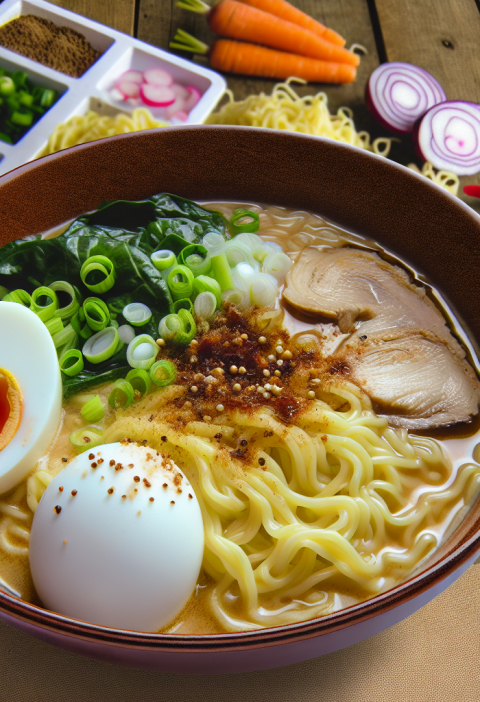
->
(0, 127, 480, 673)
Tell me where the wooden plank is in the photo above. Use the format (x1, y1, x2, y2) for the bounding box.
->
(48, 0, 136, 36)
(137, 0, 383, 135)
(374, 0, 480, 205)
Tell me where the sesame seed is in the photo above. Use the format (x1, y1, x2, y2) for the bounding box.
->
(156, 338, 165, 347)
(137, 510, 141, 516)
(307, 390, 316, 399)
(216, 404, 225, 413)
(240, 439, 248, 446)
(149, 497, 155, 502)
(212, 367, 224, 376)
(109, 460, 115, 467)
(258, 336, 267, 345)
(257, 386, 265, 394)
(264, 392, 272, 399)
(310, 378, 321, 386)
(58, 486, 64, 492)
(274, 370, 281, 377)
(170, 501, 175, 505)
(258, 457, 266, 466)
(238, 366, 246, 374)
(214, 433, 222, 440)
(263, 369, 271, 377)
(203, 415, 212, 422)
(71, 490, 77, 497)
(194, 373, 205, 381)
(190, 385, 198, 393)
(161, 436, 167, 442)
(229, 365, 238, 374)
(54, 505, 62, 514)
(163, 483, 168, 488)
(264, 383, 272, 391)
(88, 453, 95, 460)
(63, 539, 68, 544)
(282, 350, 293, 360)
(62, 457, 68, 463)
(272, 386, 282, 396)
(184, 401, 193, 409)
(134, 476, 140, 483)
(188, 493, 193, 499)
(267, 354, 276, 362)
(309, 369, 319, 378)
(241, 333, 248, 340)
(122, 495, 127, 499)
(108, 488, 114, 494)
(247, 385, 256, 391)
(190, 355, 198, 364)
(233, 383, 241, 392)
(276, 346, 284, 355)
(277, 359, 284, 366)
(190, 339, 199, 347)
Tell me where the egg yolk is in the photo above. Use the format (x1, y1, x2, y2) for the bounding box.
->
(0, 369, 23, 452)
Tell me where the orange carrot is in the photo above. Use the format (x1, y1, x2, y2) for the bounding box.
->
(210, 39, 357, 83)
(238, 0, 346, 46)
(179, 0, 359, 66)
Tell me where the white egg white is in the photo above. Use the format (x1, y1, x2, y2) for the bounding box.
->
(0, 302, 62, 493)
(29, 442, 205, 632)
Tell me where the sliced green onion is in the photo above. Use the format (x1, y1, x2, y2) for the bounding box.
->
(83, 297, 110, 332)
(202, 233, 234, 292)
(49, 281, 81, 320)
(232, 263, 256, 292)
(167, 265, 195, 301)
(118, 324, 135, 344)
(83, 326, 119, 364)
(80, 255, 116, 294)
(230, 208, 260, 235)
(151, 250, 177, 281)
(108, 379, 135, 409)
(59, 349, 84, 376)
(225, 239, 259, 271)
(45, 316, 64, 337)
(173, 298, 194, 315)
(126, 369, 152, 397)
(262, 252, 293, 283)
(179, 244, 211, 277)
(0, 286, 9, 299)
(123, 302, 152, 327)
(194, 291, 217, 320)
(71, 308, 93, 340)
(70, 425, 104, 453)
(80, 394, 104, 423)
(53, 324, 78, 358)
(126, 334, 158, 370)
(192, 275, 221, 307)
(111, 318, 119, 330)
(2, 289, 32, 306)
(235, 233, 269, 262)
(158, 309, 196, 345)
(250, 273, 278, 307)
(221, 288, 249, 310)
(150, 360, 177, 387)
(0, 76, 15, 97)
(30, 286, 59, 322)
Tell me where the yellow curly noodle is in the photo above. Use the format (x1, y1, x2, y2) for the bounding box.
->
(206, 80, 459, 195)
(37, 108, 168, 157)
(100, 382, 480, 632)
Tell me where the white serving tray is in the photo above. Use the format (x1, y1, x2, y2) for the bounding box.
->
(0, 0, 226, 176)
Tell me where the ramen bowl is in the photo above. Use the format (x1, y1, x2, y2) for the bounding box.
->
(0, 126, 480, 673)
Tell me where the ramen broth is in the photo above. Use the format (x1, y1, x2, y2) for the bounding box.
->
(0, 201, 479, 635)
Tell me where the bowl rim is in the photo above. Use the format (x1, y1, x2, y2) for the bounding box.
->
(1, 125, 480, 651)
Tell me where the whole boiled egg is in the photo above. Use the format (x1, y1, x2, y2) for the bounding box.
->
(0, 302, 62, 493)
(29, 442, 205, 632)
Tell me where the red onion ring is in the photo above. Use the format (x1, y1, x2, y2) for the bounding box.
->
(413, 101, 480, 176)
(366, 62, 445, 135)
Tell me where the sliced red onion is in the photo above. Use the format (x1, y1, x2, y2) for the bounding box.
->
(413, 101, 480, 175)
(143, 67, 173, 87)
(366, 62, 445, 134)
(140, 84, 175, 107)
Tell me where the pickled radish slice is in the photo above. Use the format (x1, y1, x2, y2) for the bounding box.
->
(173, 111, 188, 121)
(117, 80, 140, 99)
(184, 86, 201, 113)
(118, 70, 143, 85)
(165, 97, 186, 120)
(366, 62, 445, 135)
(139, 84, 175, 107)
(171, 83, 190, 100)
(143, 67, 173, 87)
(413, 100, 480, 175)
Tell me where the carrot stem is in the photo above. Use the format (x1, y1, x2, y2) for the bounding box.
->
(170, 29, 209, 53)
(176, 0, 211, 12)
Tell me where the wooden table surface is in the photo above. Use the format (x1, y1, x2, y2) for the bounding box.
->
(47, 0, 480, 210)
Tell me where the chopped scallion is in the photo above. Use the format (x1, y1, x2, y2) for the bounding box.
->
(151, 250, 177, 281)
(179, 244, 211, 277)
(167, 264, 195, 301)
(126, 369, 152, 397)
(59, 349, 84, 377)
(83, 327, 119, 364)
(230, 208, 260, 235)
(80, 394, 104, 423)
(49, 280, 81, 320)
(194, 291, 217, 320)
(193, 275, 221, 307)
(173, 298, 194, 315)
(2, 289, 32, 306)
(30, 286, 59, 322)
(158, 309, 196, 345)
(108, 379, 134, 409)
(123, 302, 152, 327)
(126, 334, 158, 370)
(80, 255, 116, 294)
(150, 360, 177, 387)
(83, 297, 110, 332)
(70, 425, 104, 452)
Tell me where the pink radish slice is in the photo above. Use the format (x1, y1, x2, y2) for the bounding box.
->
(413, 100, 480, 176)
(140, 83, 175, 107)
(183, 86, 202, 114)
(117, 80, 140, 99)
(171, 83, 190, 100)
(143, 67, 173, 87)
(173, 111, 188, 122)
(117, 70, 143, 85)
(165, 96, 186, 120)
(366, 62, 445, 135)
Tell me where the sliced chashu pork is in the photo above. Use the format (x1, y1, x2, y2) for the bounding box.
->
(283, 247, 480, 429)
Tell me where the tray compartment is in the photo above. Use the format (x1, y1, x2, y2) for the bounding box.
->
(0, 53, 68, 146)
(97, 47, 214, 122)
(0, 1, 115, 76)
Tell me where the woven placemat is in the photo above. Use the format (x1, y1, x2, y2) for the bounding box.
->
(0, 564, 478, 701)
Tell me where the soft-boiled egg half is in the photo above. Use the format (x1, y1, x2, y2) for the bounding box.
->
(29, 442, 205, 632)
(0, 302, 62, 493)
